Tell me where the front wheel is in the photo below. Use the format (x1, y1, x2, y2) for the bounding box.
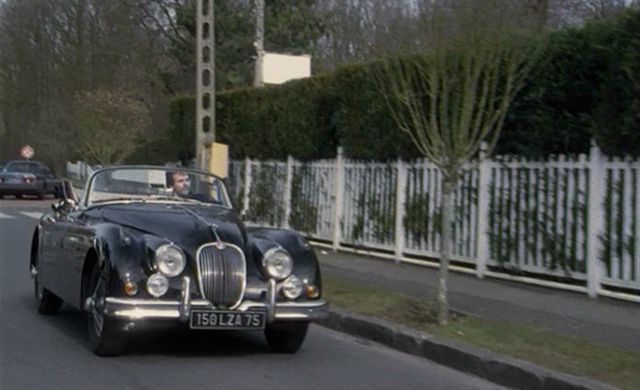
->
(264, 321, 309, 353)
(85, 263, 126, 356)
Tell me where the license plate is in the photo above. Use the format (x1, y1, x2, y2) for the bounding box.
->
(7, 178, 21, 184)
(189, 310, 266, 330)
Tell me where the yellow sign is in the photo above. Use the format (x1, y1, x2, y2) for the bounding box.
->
(208, 142, 229, 178)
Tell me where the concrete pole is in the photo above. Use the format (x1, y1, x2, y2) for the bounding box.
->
(196, 0, 215, 170)
(254, 0, 265, 87)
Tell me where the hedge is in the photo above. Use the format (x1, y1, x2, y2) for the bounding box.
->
(165, 10, 639, 162)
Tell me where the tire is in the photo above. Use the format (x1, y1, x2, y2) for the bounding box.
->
(37, 192, 45, 200)
(85, 263, 126, 356)
(264, 321, 309, 353)
(33, 250, 63, 315)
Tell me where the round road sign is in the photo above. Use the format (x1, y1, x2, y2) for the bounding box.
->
(20, 145, 34, 160)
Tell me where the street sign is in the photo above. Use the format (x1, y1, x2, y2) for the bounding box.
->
(20, 145, 34, 160)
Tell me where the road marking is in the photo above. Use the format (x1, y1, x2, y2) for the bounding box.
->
(20, 212, 43, 220)
(0, 212, 15, 219)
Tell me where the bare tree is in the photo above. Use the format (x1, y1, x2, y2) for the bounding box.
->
(70, 89, 152, 165)
(377, 30, 542, 325)
(317, 0, 548, 72)
(0, 0, 171, 166)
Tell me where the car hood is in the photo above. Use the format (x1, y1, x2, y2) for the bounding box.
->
(89, 203, 247, 252)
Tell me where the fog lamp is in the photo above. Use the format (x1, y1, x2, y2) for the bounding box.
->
(123, 281, 138, 296)
(147, 273, 169, 298)
(281, 275, 303, 300)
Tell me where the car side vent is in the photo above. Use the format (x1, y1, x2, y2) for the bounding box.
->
(195, 242, 246, 309)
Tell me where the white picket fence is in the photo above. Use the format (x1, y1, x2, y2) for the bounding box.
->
(229, 145, 640, 301)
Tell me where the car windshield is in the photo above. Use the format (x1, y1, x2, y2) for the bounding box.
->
(5, 162, 31, 173)
(85, 167, 231, 208)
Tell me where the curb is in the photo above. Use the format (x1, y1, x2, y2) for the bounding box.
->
(318, 309, 618, 390)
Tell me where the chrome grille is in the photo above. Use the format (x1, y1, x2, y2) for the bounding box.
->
(195, 242, 246, 308)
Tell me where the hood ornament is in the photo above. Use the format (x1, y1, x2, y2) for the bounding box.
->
(210, 224, 226, 249)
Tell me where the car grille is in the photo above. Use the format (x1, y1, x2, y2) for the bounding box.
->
(195, 242, 246, 309)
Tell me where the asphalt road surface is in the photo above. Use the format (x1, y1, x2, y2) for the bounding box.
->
(0, 197, 504, 390)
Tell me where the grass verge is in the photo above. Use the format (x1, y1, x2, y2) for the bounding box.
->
(323, 276, 640, 390)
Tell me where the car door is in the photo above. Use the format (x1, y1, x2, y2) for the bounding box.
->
(38, 212, 67, 295)
(39, 206, 89, 306)
(34, 163, 57, 193)
(25, 163, 46, 194)
(59, 211, 93, 307)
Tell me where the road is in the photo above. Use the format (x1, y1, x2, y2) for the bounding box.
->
(0, 198, 503, 390)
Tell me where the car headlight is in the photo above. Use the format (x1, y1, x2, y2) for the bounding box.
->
(147, 273, 169, 297)
(154, 244, 186, 277)
(262, 247, 293, 280)
(280, 275, 303, 299)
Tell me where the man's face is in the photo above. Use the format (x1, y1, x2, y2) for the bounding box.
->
(172, 173, 190, 196)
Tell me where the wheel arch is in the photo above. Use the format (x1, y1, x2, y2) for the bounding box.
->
(80, 248, 99, 307)
(30, 228, 39, 269)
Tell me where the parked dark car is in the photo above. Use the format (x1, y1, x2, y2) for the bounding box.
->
(30, 166, 328, 356)
(0, 160, 61, 199)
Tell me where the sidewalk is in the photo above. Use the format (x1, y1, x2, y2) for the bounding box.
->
(315, 247, 640, 352)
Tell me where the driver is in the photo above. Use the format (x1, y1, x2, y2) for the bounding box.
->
(166, 171, 206, 202)
(166, 171, 191, 197)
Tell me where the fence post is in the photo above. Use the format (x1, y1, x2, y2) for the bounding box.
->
(394, 158, 406, 263)
(332, 147, 345, 251)
(283, 155, 294, 229)
(476, 143, 490, 278)
(242, 157, 252, 218)
(81, 162, 86, 182)
(587, 142, 605, 298)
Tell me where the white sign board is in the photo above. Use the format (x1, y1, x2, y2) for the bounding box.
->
(263, 53, 311, 85)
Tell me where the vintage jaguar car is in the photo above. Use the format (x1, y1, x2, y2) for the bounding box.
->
(30, 166, 328, 356)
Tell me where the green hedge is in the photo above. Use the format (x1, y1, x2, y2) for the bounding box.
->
(166, 10, 639, 162)
(499, 10, 640, 158)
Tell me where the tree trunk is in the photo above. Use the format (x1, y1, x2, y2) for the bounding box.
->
(437, 177, 454, 325)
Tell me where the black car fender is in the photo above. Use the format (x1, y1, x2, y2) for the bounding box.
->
(247, 227, 321, 289)
(84, 223, 148, 299)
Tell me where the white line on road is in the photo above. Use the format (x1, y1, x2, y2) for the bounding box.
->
(0, 212, 15, 219)
(20, 212, 43, 220)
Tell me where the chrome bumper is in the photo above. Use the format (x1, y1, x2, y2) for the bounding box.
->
(103, 276, 329, 323)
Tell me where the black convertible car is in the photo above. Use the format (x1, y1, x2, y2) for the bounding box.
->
(31, 166, 328, 356)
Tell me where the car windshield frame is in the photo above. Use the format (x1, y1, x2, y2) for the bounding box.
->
(82, 166, 232, 209)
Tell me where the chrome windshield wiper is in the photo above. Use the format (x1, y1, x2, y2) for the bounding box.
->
(91, 197, 146, 204)
(147, 195, 207, 205)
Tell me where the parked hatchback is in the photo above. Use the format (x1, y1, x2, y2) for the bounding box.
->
(0, 160, 62, 199)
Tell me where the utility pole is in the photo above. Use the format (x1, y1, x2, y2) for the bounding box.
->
(196, 0, 215, 170)
(254, 0, 265, 87)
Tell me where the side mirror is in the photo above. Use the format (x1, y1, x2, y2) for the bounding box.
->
(55, 180, 80, 204)
(52, 198, 77, 214)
